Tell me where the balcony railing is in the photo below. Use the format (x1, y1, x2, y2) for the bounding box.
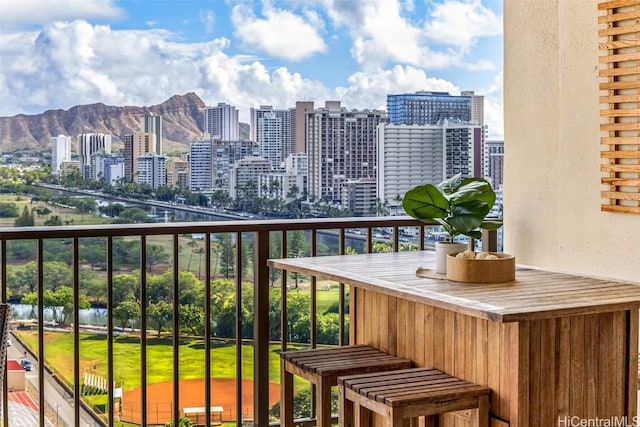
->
(0, 217, 497, 427)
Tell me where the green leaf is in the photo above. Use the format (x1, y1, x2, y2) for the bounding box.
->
(402, 184, 449, 221)
(461, 230, 483, 239)
(480, 220, 503, 230)
(448, 200, 488, 233)
(436, 173, 462, 195)
(457, 178, 496, 207)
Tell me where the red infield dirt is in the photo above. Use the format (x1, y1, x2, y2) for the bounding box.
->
(121, 378, 281, 425)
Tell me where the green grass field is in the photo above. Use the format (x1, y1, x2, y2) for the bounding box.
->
(0, 194, 108, 227)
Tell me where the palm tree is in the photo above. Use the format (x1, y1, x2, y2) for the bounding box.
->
(186, 238, 199, 272)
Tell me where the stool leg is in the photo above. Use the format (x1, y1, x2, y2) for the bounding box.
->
(386, 407, 404, 427)
(317, 377, 332, 427)
(339, 385, 354, 427)
(476, 395, 489, 427)
(281, 360, 294, 427)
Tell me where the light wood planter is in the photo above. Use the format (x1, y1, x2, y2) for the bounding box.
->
(446, 252, 515, 283)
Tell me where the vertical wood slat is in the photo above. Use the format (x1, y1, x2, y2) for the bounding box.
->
(172, 234, 180, 426)
(140, 236, 148, 427)
(354, 288, 638, 427)
(37, 239, 45, 427)
(1, 240, 7, 427)
(204, 232, 212, 427)
(235, 233, 243, 427)
(599, 0, 640, 212)
(107, 237, 115, 427)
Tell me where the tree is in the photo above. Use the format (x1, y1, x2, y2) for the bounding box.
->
(219, 234, 235, 279)
(113, 300, 140, 330)
(180, 304, 205, 335)
(288, 231, 308, 289)
(14, 205, 35, 226)
(148, 300, 173, 337)
(146, 243, 169, 272)
(164, 416, 193, 427)
(0, 202, 19, 217)
(112, 273, 138, 307)
(22, 286, 90, 325)
(185, 238, 200, 272)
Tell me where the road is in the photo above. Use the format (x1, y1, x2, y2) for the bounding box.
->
(7, 332, 102, 426)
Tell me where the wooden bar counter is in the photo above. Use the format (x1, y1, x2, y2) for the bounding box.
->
(269, 251, 640, 427)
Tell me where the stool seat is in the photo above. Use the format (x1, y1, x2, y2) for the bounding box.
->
(339, 368, 490, 427)
(281, 346, 411, 427)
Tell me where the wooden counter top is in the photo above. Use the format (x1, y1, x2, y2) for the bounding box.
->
(268, 251, 640, 323)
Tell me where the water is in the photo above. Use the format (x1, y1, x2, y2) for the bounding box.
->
(10, 303, 108, 325)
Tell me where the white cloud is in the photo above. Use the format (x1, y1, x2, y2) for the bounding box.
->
(200, 10, 216, 34)
(423, 0, 502, 51)
(479, 71, 503, 139)
(336, 65, 459, 111)
(322, 0, 500, 70)
(0, 20, 331, 120)
(0, 0, 123, 29)
(231, 1, 327, 61)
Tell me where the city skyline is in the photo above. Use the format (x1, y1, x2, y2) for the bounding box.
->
(0, 0, 504, 138)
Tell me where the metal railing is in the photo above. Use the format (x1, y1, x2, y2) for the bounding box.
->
(0, 217, 496, 427)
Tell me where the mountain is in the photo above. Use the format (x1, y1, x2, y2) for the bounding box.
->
(0, 93, 207, 154)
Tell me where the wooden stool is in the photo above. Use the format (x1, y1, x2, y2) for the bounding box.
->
(338, 368, 490, 427)
(281, 345, 412, 427)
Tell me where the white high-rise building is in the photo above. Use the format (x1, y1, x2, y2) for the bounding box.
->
(78, 133, 112, 178)
(141, 113, 162, 155)
(377, 121, 482, 211)
(136, 154, 167, 189)
(51, 135, 71, 175)
(251, 106, 293, 167)
(306, 101, 388, 205)
(189, 140, 214, 192)
(204, 103, 239, 141)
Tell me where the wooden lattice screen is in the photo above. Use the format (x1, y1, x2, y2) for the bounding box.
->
(599, 0, 640, 213)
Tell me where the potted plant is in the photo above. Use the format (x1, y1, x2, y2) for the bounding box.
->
(402, 174, 503, 274)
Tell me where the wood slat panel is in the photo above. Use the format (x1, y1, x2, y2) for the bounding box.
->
(598, 0, 640, 9)
(601, 204, 640, 213)
(601, 191, 640, 200)
(601, 177, 640, 185)
(601, 151, 640, 158)
(599, 0, 640, 213)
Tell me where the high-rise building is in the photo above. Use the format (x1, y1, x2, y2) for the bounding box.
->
(387, 91, 471, 125)
(484, 140, 504, 188)
(342, 178, 377, 216)
(212, 140, 260, 190)
(51, 135, 71, 175)
(204, 103, 239, 141)
(141, 113, 162, 155)
(292, 101, 314, 153)
(229, 157, 272, 199)
(166, 158, 190, 188)
(78, 133, 112, 178)
(461, 91, 484, 126)
(136, 154, 167, 189)
(123, 132, 153, 182)
(189, 140, 215, 192)
(250, 106, 293, 167)
(306, 101, 388, 204)
(377, 121, 482, 210)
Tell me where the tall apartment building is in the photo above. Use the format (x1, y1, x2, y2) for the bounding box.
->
(377, 121, 482, 209)
(212, 140, 260, 190)
(292, 101, 314, 153)
(204, 103, 239, 141)
(78, 133, 112, 178)
(284, 153, 308, 197)
(51, 135, 71, 175)
(136, 153, 167, 189)
(387, 91, 472, 125)
(229, 157, 272, 199)
(306, 101, 388, 204)
(141, 113, 162, 155)
(166, 158, 189, 188)
(250, 106, 293, 167)
(90, 150, 124, 182)
(342, 178, 377, 216)
(484, 140, 504, 188)
(189, 140, 215, 192)
(123, 132, 153, 182)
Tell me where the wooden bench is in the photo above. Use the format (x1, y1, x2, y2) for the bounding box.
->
(280, 345, 411, 427)
(338, 368, 490, 427)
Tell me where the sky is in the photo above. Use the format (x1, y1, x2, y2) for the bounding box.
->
(0, 0, 504, 138)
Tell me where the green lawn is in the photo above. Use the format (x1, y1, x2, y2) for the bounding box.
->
(0, 194, 108, 227)
(17, 331, 289, 391)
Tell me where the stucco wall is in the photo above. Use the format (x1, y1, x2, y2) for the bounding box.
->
(503, 0, 640, 281)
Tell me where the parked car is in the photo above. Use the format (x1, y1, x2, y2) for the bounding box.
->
(20, 359, 32, 371)
(6, 338, 11, 346)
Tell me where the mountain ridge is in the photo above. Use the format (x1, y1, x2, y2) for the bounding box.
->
(0, 93, 208, 153)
